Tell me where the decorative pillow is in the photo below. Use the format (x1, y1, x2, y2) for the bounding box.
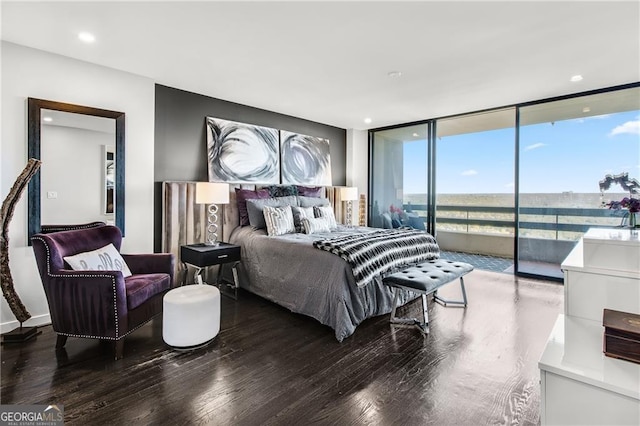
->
(381, 212, 393, 229)
(263, 205, 296, 236)
(298, 195, 330, 208)
(302, 217, 331, 234)
(63, 243, 132, 278)
(246, 195, 298, 229)
(296, 185, 323, 198)
(313, 205, 338, 230)
(267, 185, 298, 197)
(291, 206, 315, 233)
(235, 188, 270, 227)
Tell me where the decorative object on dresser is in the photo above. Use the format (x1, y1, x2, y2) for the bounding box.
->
(340, 186, 358, 226)
(603, 308, 640, 364)
(31, 225, 174, 359)
(180, 242, 241, 299)
(280, 130, 332, 185)
(600, 171, 640, 228)
(196, 182, 230, 246)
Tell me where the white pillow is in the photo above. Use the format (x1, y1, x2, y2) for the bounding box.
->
(313, 205, 338, 230)
(291, 206, 314, 233)
(263, 205, 296, 236)
(302, 217, 331, 234)
(64, 243, 132, 278)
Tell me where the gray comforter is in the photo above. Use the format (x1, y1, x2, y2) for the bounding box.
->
(229, 225, 426, 341)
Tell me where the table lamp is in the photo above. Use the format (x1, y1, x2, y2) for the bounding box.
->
(196, 182, 230, 245)
(340, 186, 358, 226)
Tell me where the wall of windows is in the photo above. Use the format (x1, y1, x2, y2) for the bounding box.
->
(370, 84, 639, 280)
(517, 88, 640, 278)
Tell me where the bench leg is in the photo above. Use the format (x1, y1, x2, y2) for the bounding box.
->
(390, 288, 429, 334)
(433, 276, 468, 307)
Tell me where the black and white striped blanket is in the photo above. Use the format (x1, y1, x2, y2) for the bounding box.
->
(313, 228, 440, 288)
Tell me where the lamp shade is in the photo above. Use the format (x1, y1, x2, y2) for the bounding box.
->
(340, 186, 358, 201)
(195, 182, 229, 205)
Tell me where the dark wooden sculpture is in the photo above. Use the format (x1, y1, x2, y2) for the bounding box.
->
(1, 158, 42, 342)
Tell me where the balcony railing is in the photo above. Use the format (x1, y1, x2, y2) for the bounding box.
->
(404, 204, 628, 240)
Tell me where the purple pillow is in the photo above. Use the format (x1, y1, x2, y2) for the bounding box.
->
(296, 185, 323, 198)
(235, 188, 270, 226)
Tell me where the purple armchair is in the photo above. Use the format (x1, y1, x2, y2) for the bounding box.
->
(31, 225, 174, 359)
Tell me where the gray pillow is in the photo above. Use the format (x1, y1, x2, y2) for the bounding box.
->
(291, 206, 315, 233)
(246, 196, 298, 229)
(298, 195, 330, 208)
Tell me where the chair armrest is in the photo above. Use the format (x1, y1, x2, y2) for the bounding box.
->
(44, 270, 128, 339)
(122, 253, 174, 278)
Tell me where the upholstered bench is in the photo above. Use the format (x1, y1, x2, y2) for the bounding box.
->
(382, 259, 473, 333)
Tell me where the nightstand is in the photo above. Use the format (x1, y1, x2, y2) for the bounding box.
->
(180, 242, 241, 299)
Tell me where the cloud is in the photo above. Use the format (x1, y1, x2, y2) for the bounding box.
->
(461, 169, 477, 176)
(524, 142, 546, 151)
(505, 182, 515, 188)
(609, 119, 640, 136)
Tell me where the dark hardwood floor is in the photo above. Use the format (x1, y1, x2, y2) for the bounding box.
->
(1, 270, 563, 425)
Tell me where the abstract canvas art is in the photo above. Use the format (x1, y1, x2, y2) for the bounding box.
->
(206, 117, 280, 184)
(280, 131, 332, 185)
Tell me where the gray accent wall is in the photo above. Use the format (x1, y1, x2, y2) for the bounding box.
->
(154, 84, 347, 250)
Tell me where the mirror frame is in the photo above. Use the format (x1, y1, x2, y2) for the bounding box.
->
(27, 98, 125, 241)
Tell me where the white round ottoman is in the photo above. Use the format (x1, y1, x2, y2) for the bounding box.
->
(162, 285, 220, 349)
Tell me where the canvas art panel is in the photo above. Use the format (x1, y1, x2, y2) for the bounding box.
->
(280, 130, 332, 185)
(206, 117, 280, 184)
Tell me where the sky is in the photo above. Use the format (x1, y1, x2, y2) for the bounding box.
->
(403, 110, 640, 195)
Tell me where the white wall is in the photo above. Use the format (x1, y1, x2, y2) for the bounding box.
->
(0, 42, 155, 332)
(346, 129, 368, 224)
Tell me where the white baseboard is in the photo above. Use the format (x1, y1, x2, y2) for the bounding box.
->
(1, 314, 51, 334)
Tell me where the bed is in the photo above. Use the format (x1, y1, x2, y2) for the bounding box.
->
(225, 186, 440, 341)
(162, 182, 441, 341)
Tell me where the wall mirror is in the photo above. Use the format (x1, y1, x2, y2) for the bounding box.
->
(28, 98, 125, 241)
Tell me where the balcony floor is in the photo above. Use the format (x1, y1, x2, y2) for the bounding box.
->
(440, 250, 513, 273)
(441, 250, 564, 280)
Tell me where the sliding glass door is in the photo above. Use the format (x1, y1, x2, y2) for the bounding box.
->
(517, 87, 640, 279)
(370, 124, 431, 232)
(435, 109, 515, 266)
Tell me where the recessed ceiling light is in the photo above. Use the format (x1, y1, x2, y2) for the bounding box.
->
(43, 117, 53, 122)
(364, 117, 372, 124)
(387, 71, 402, 78)
(570, 75, 583, 82)
(582, 107, 591, 113)
(78, 32, 96, 43)
(412, 133, 419, 137)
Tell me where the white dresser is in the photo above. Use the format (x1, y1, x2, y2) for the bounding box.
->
(539, 228, 640, 425)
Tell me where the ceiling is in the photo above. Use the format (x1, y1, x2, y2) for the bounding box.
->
(2, 1, 639, 130)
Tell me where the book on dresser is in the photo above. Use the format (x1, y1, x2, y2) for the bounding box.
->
(603, 308, 640, 365)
